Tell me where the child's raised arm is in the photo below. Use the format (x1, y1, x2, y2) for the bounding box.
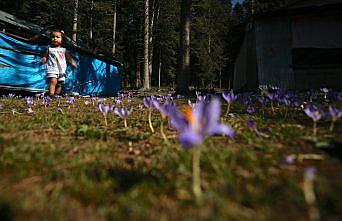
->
(41, 48, 49, 64)
(66, 50, 77, 68)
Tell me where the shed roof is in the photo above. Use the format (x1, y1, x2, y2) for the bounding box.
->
(255, 0, 342, 18)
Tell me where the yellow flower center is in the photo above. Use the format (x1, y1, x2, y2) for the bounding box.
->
(184, 105, 194, 125)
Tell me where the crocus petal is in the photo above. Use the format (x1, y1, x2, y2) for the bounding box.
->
(168, 108, 189, 132)
(179, 129, 203, 148)
(99, 104, 105, 113)
(202, 98, 221, 135)
(114, 107, 122, 117)
(143, 97, 152, 108)
(210, 124, 235, 138)
(152, 100, 162, 112)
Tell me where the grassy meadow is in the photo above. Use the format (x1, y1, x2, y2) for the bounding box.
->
(0, 89, 341, 221)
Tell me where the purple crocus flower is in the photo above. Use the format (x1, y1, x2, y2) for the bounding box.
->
(99, 103, 114, 114)
(41, 96, 51, 107)
(66, 97, 76, 105)
(329, 106, 342, 120)
(25, 97, 35, 106)
(118, 93, 125, 99)
(328, 105, 342, 132)
(320, 88, 329, 100)
(168, 98, 235, 148)
(144, 97, 155, 132)
(35, 93, 43, 99)
(91, 97, 97, 106)
(115, 99, 122, 105)
(246, 105, 256, 114)
(153, 100, 175, 117)
(281, 96, 292, 106)
(99, 103, 114, 126)
(8, 93, 16, 99)
(115, 106, 131, 117)
(27, 107, 35, 114)
(114, 107, 133, 128)
(57, 106, 63, 113)
(153, 100, 176, 141)
(95, 98, 105, 104)
(266, 92, 278, 101)
(282, 155, 296, 165)
(266, 92, 278, 113)
(304, 104, 324, 122)
(320, 88, 329, 94)
(304, 104, 324, 136)
(246, 119, 260, 136)
(328, 91, 342, 102)
(307, 89, 318, 102)
(239, 93, 252, 105)
(143, 97, 153, 109)
(246, 119, 257, 129)
(222, 91, 237, 104)
(222, 91, 237, 117)
(257, 96, 268, 105)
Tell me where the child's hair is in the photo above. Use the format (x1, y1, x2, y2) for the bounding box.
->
(50, 29, 65, 45)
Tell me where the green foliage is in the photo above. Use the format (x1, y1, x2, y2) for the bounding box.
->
(0, 0, 292, 88)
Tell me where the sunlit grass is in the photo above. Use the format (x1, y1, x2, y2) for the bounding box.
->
(0, 91, 341, 220)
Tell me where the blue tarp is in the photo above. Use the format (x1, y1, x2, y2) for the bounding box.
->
(0, 33, 120, 95)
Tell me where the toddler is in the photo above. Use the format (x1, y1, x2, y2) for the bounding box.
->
(42, 29, 77, 96)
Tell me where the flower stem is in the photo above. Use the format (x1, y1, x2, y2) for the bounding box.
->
(104, 115, 108, 126)
(313, 121, 317, 137)
(225, 103, 231, 118)
(284, 107, 288, 119)
(148, 111, 154, 133)
(329, 120, 335, 133)
(192, 147, 202, 203)
(160, 118, 169, 144)
(124, 118, 128, 128)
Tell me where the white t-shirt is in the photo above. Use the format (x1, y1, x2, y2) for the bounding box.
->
(46, 47, 67, 74)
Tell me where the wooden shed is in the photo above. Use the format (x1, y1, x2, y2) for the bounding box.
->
(233, 0, 342, 91)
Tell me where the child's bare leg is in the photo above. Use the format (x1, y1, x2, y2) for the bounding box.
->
(55, 82, 63, 95)
(48, 77, 57, 95)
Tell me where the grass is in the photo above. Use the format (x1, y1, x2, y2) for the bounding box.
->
(0, 91, 341, 221)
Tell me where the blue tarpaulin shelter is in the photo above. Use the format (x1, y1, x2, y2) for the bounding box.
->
(0, 10, 121, 96)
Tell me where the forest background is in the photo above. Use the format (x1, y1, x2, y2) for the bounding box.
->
(0, 0, 291, 90)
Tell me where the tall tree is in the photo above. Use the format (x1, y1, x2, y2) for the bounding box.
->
(72, 0, 79, 42)
(143, 0, 150, 89)
(112, 0, 117, 56)
(176, 0, 191, 94)
(89, 0, 94, 42)
(148, 0, 160, 87)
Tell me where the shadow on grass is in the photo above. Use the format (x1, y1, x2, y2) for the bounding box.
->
(319, 140, 342, 161)
(0, 201, 13, 221)
(108, 168, 159, 193)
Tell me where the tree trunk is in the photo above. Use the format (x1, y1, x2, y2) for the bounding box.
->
(89, 0, 94, 42)
(176, 0, 191, 94)
(148, 1, 160, 88)
(158, 59, 162, 89)
(143, 0, 150, 89)
(136, 53, 141, 89)
(112, 0, 117, 56)
(72, 0, 79, 43)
